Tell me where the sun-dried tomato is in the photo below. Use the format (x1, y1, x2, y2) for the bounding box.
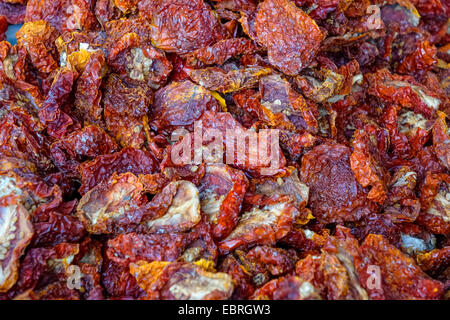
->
(0, 2, 25, 24)
(0, 160, 63, 220)
(205, 111, 287, 176)
(76, 172, 147, 234)
(129, 260, 234, 300)
(294, 226, 373, 300)
(185, 38, 257, 68)
(379, 1, 420, 32)
(198, 164, 248, 240)
(102, 258, 144, 299)
(279, 130, 319, 162)
(106, 220, 217, 265)
(350, 129, 388, 204)
(0, 16, 6, 42)
(141, 0, 227, 55)
(107, 33, 172, 89)
(32, 205, 85, 247)
(295, 68, 345, 104)
(144, 180, 201, 234)
(300, 143, 374, 223)
(213, 0, 257, 14)
(50, 125, 119, 176)
(25, 0, 98, 33)
(106, 232, 196, 265)
(102, 74, 152, 149)
(77, 147, 159, 195)
(383, 166, 420, 223)
(0, 196, 34, 292)
(217, 254, 255, 299)
(93, 0, 119, 27)
(360, 233, 444, 299)
(252, 274, 322, 300)
(73, 50, 106, 124)
(367, 68, 442, 119)
(0, 0, 448, 302)
(432, 110, 450, 170)
(55, 31, 106, 64)
(417, 247, 450, 280)
(249, 167, 309, 210)
(218, 195, 302, 254)
(1, 242, 79, 298)
(252, 74, 319, 133)
(38, 68, 78, 139)
(151, 80, 221, 134)
(253, 0, 325, 75)
(189, 66, 272, 94)
(240, 245, 298, 280)
(397, 40, 437, 77)
(350, 212, 401, 246)
(279, 226, 329, 254)
(229, 88, 260, 128)
(417, 172, 450, 235)
(16, 21, 59, 74)
(0, 112, 54, 173)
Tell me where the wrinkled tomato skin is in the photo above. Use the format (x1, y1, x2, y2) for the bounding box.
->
(360, 234, 444, 300)
(300, 143, 374, 223)
(253, 0, 324, 75)
(0, 0, 449, 302)
(0, 2, 25, 24)
(78, 147, 159, 195)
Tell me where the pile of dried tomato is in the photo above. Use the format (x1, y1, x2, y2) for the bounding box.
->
(0, 0, 449, 300)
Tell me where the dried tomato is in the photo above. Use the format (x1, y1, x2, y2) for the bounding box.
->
(151, 80, 221, 134)
(101, 258, 144, 299)
(106, 220, 217, 265)
(107, 33, 172, 89)
(25, 0, 98, 33)
(129, 260, 234, 300)
(253, 0, 325, 75)
(38, 68, 78, 139)
(106, 232, 197, 265)
(16, 21, 59, 74)
(164, 110, 288, 177)
(432, 110, 450, 170)
(0, 0, 448, 301)
(73, 50, 106, 124)
(32, 207, 85, 247)
(254, 74, 319, 133)
(249, 167, 309, 210)
(218, 195, 302, 254)
(77, 147, 159, 195)
(102, 74, 152, 148)
(417, 172, 450, 235)
(0, 197, 34, 292)
(50, 125, 119, 176)
(0, 16, 6, 42)
(300, 143, 374, 223)
(76, 172, 147, 234)
(252, 274, 322, 300)
(184, 38, 257, 68)
(144, 180, 201, 234)
(217, 254, 255, 299)
(198, 164, 248, 240)
(142, 0, 227, 55)
(360, 234, 444, 299)
(189, 66, 272, 94)
(396, 40, 437, 77)
(350, 129, 388, 204)
(367, 68, 442, 119)
(0, 2, 25, 24)
(417, 247, 450, 280)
